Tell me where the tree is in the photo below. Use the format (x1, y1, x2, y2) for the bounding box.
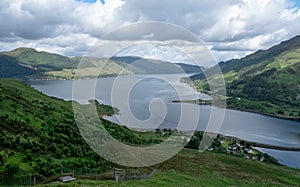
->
(23, 150, 32, 162)
(185, 136, 200, 149)
(0, 154, 4, 166)
(277, 110, 284, 115)
(245, 142, 251, 149)
(240, 140, 245, 146)
(212, 140, 221, 148)
(4, 163, 19, 178)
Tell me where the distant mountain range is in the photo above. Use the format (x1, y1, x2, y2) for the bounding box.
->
(110, 56, 203, 74)
(0, 48, 203, 79)
(2, 35, 300, 118)
(191, 35, 300, 119)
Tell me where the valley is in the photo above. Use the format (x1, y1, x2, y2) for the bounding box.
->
(1, 36, 300, 186)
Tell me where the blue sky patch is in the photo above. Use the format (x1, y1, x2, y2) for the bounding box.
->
(292, 0, 300, 7)
(76, 0, 105, 4)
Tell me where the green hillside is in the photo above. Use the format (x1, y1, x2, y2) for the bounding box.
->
(111, 56, 203, 74)
(42, 149, 300, 187)
(0, 48, 129, 78)
(46, 56, 131, 79)
(191, 35, 300, 119)
(0, 79, 110, 185)
(0, 48, 203, 80)
(0, 54, 39, 78)
(2, 48, 77, 72)
(0, 79, 166, 185)
(0, 79, 299, 186)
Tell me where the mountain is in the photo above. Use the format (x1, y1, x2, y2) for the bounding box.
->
(110, 56, 203, 74)
(175, 62, 206, 74)
(1, 48, 78, 72)
(219, 35, 300, 74)
(0, 79, 169, 185)
(0, 54, 39, 78)
(0, 48, 203, 79)
(0, 79, 111, 183)
(191, 35, 300, 119)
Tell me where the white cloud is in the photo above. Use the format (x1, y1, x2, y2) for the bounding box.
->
(115, 40, 216, 66)
(0, 33, 98, 56)
(0, 0, 299, 65)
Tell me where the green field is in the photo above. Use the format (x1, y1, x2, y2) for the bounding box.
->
(40, 149, 300, 187)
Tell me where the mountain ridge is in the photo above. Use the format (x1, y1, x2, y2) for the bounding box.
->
(0, 48, 203, 79)
(190, 35, 300, 119)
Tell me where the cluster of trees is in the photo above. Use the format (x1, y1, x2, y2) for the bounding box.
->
(0, 81, 118, 184)
(0, 95, 165, 184)
(184, 132, 280, 165)
(102, 119, 165, 145)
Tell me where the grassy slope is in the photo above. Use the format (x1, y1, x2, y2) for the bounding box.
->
(0, 48, 203, 80)
(2, 48, 77, 71)
(0, 79, 167, 185)
(1, 79, 300, 186)
(0, 79, 107, 182)
(0, 54, 39, 78)
(0, 48, 131, 78)
(191, 35, 300, 119)
(42, 149, 300, 187)
(45, 57, 132, 79)
(111, 56, 203, 74)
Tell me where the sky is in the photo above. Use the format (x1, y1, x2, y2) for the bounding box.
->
(0, 0, 300, 66)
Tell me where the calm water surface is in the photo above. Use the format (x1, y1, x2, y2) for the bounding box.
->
(28, 74, 300, 168)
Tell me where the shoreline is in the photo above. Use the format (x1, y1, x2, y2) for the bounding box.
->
(172, 99, 300, 122)
(27, 75, 300, 122)
(26, 77, 300, 168)
(221, 103, 300, 121)
(103, 116, 300, 152)
(180, 77, 300, 122)
(222, 135, 300, 152)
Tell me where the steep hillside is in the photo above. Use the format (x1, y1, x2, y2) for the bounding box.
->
(191, 35, 300, 119)
(110, 56, 204, 74)
(0, 79, 111, 185)
(0, 54, 39, 78)
(219, 35, 300, 74)
(0, 48, 203, 79)
(175, 63, 205, 74)
(46, 56, 131, 79)
(2, 48, 77, 72)
(44, 149, 300, 187)
(0, 79, 166, 185)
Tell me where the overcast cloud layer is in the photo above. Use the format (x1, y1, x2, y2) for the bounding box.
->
(0, 0, 300, 66)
